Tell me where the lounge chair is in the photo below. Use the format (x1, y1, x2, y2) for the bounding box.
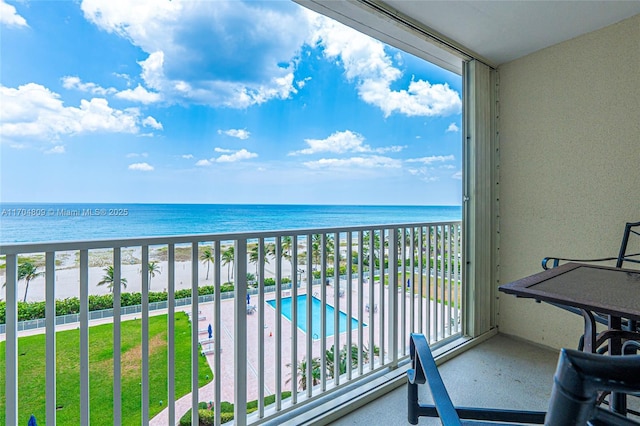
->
(246, 305, 257, 315)
(407, 333, 640, 425)
(365, 303, 378, 313)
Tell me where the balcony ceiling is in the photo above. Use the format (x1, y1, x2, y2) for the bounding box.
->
(381, 0, 640, 65)
(300, 0, 640, 70)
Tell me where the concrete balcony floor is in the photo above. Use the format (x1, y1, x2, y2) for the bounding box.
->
(330, 333, 561, 425)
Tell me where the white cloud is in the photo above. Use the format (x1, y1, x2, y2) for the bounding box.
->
(218, 128, 250, 140)
(115, 84, 162, 104)
(196, 148, 258, 166)
(446, 122, 459, 132)
(452, 170, 462, 180)
(62, 76, 117, 96)
(292, 130, 368, 155)
(142, 116, 163, 130)
(216, 148, 257, 163)
(1, 0, 28, 28)
(307, 13, 461, 117)
(182, 154, 194, 159)
(406, 155, 455, 165)
(81, 0, 308, 108)
(407, 167, 439, 182)
(303, 155, 401, 169)
(126, 152, 148, 158)
(214, 147, 234, 153)
(296, 77, 311, 89)
(0, 83, 150, 142)
(45, 145, 65, 154)
(290, 130, 404, 156)
(128, 162, 154, 171)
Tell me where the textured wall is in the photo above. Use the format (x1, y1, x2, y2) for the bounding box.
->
(497, 14, 640, 349)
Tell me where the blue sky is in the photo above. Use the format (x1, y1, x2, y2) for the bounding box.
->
(0, 0, 462, 206)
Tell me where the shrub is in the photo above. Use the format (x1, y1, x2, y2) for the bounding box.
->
(178, 392, 291, 425)
(0, 284, 239, 324)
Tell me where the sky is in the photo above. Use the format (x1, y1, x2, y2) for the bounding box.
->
(0, 0, 463, 206)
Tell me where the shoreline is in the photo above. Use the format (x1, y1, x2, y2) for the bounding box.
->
(0, 248, 296, 303)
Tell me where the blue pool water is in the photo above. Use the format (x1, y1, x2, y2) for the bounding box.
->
(267, 295, 361, 338)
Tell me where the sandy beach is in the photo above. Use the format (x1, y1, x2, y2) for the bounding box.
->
(0, 247, 296, 303)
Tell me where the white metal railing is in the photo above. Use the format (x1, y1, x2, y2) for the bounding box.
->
(0, 221, 462, 425)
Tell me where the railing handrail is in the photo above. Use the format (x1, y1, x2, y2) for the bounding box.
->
(0, 220, 461, 255)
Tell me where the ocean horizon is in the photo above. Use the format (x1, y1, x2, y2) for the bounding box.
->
(0, 203, 462, 244)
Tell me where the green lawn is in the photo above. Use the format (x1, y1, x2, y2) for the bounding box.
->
(0, 312, 212, 425)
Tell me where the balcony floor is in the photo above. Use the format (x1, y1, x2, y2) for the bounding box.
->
(330, 333, 560, 425)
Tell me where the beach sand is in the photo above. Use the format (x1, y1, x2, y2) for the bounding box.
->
(0, 248, 296, 302)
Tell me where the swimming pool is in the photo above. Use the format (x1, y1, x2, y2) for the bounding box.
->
(267, 295, 361, 338)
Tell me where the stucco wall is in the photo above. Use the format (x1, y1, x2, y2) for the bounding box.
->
(497, 14, 640, 349)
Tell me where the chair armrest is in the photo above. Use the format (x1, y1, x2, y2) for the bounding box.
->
(408, 333, 461, 425)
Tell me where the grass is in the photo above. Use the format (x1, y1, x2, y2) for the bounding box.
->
(0, 312, 213, 425)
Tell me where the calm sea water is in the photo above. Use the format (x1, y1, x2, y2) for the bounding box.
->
(0, 203, 461, 244)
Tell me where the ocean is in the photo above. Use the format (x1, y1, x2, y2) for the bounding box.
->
(0, 203, 461, 244)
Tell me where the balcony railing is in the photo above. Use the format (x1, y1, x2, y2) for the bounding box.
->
(0, 221, 462, 425)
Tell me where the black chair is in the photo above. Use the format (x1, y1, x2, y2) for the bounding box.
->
(542, 221, 640, 270)
(407, 333, 640, 425)
(541, 221, 640, 354)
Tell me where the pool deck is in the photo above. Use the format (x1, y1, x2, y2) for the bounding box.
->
(151, 279, 451, 424)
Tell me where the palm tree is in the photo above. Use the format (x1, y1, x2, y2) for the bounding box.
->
(249, 244, 269, 281)
(326, 344, 371, 379)
(310, 234, 335, 270)
(200, 247, 215, 280)
(148, 261, 160, 289)
(221, 246, 234, 282)
(97, 265, 128, 293)
(17, 262, 44, 302)
(286, 356, 321, 391)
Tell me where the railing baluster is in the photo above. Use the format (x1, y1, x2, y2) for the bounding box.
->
(368, 230, 374, 371)
(45, 251, 56, 425)
(346, 231, 353, 380)
(400, 228, 407, 355)
(291, 234, 298, 404)
(320, 233, 327, 390)
(305, 234, 313, 397)
(80, 249, 90, 426)
(214, 240, 222, 426)
(333, 231, 340, 385)
(454, 225, 460, 332)
(439, 225, 446, 340)
(389, 228, 398, 367)
(379, 229, 385, 366)
(409, 227, 415, 334)
(418, 227, 424, 335)
(191, 242, 199, 426)
(167, 244, 176, 426)
(429, 226, 435, 341)
(257, 238, 265, 418)
(113, 248, 122, 425)
(141, 245, 150, 425)
(275, 237, 282, 410)
(234, 239, 248, 426)
(5, 253, 18, 426)
(357, 230, 364, 375)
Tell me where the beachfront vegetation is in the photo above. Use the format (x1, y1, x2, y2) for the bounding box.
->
(200, 247, 214, 280)
(148, 261, 161, 288)
(178, 392, 293, 425)
(0, 312, 212, 425)
(97, 265, 129, 292)
(287, 344, 378, 391)
(221, 246, 234, 282)
(0, 285, 235, 324)
(17, 262, 44, 302)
